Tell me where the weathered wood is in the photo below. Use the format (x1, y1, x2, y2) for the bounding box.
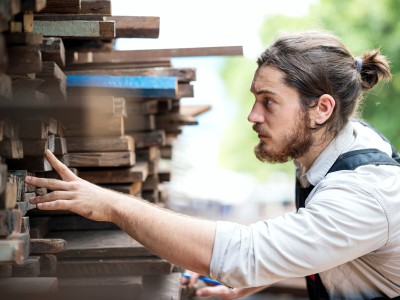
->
(125, 114, 155, 132)
(48, 230, 153, 258)
(67, 75, 177, 98)
(31, 238, 67, 254)
(0, 210, 12, 237)
(54, 136, 67, 155)
(160, 145, 172, 159)
(45, 214, 118, 231)
(156, 113, 198, 129)
(56, 257, 173, 277)
(11, 76, 45, 102)
(39, 253, 57, 276)
(6, 45, 42, 74)
(88, 46, 244, 64)
(0, 277, 59, 299)
(11, 256, 40, 277)
(68, 151, 135, 167)
(67, 67, 196, 82)
(80, 0, 111, 15)
(0, 164, 7, 196)
(177, 83, 194, 98)
(142, 190, 159, 203)
(21, 135, 55, 156)
(0, 138, 23, 158)
(59, 276, 142, 300)
(105, 16, 159, 38)
(125, 99, 159, 115)
(0, 73, 12, 100)
(64, 59, 172, 71)
(102, 181, 142, 196)
(18, 119, 48, 139)
(7, 231, 30, 259)
(136, 146, 159, 161)
(6, 156, 52, 172)
(0, 176, 18, 209)
(158, 170, 171, 183)
(20, 0, 47, 12)
(142, 175, 159, 191)
(0, 263, 12, 277)
(34, 20, 115, 38)
(29, 216, 49, 238)
(66, 96, 126, 117)
(78, 161, 148, 184)
(23, 12, 34, 32)
(5, 32, 43, 45)
(62, 115, 124, 137)
(129, 130, 165, 149)
(66, 136, 134, 153)
(0, 240, 24, 263)
(140, 273, 182, 300)
(40, 37, 65, 68)
(35, 14, 104, 21)
(181, 104, 212, 117)
(40, 0, 80, 14)
(0, 0, 21, 22)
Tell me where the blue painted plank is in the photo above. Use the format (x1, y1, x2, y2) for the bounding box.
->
(67, 75, 177, 98)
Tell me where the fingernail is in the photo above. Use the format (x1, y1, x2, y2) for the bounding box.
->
(29, 197, 36, 203)
(25, 176, 32, 182)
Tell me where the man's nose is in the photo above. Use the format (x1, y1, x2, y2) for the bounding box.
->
(248, 104, 264, 123)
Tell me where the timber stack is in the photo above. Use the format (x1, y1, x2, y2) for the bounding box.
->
(0, 0, 243, 299)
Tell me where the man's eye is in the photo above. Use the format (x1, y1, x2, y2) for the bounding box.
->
(264, 99, 273, 106)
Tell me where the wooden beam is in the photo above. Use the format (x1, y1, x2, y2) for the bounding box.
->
(5, 32, 43, 45)
(64, 59, 172, 71)
(11, 257, 40, 277)
(68, 152, 135, 167)
(102, 181, 142, 196)
(0, 277, 59, 298)
(85, 46, 244, 63)
(6, 45, 42, 74)
(34, 20, 115, 38)
(80, 0, 111, 15)
(130, 130, 165, 149)
(67, 75, 178, 98)
(40, 0, 81, 14)
(66, 67, 196, 83)
(30, 238, 67, 254)
(180, 104, 212, 117)
(0, 73, 12, 100)
(78, 161, 148, 184)
(40, 37, 65, 68)
(6, 156, 52, 172)
(105, 16, 159, 38)
(0, 240, 24, 263)
(66, 136, 134, 153)
(62, 115, 124, 137)
(20, 0, 47, 12)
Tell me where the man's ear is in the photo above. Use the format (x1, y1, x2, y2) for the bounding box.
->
(314, 94, 335, 126)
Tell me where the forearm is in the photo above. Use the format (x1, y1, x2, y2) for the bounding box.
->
(109, 192, 216, 275)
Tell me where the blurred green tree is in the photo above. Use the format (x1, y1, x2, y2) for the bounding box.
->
(218, 0, 400, 180)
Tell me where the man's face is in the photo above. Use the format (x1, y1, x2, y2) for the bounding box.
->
(248, 65, 314, 163)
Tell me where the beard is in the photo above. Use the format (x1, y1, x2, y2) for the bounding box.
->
(253, 110, 314, 163)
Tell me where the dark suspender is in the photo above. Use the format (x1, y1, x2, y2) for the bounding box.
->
(295, 121, 400, 300)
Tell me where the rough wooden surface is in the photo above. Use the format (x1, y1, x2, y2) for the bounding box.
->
(68, 151, 135, 167)
(34, 20, 115, 38)
(66, 136, 134, 153)
(105, 16, 159, 38)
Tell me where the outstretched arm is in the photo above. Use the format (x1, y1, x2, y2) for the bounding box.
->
(26, 150, 216, 276)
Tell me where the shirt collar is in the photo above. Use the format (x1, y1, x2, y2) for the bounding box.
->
(297, 122, 355, 187)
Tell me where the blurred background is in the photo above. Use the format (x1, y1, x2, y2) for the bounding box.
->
(112, 0, 400, 224)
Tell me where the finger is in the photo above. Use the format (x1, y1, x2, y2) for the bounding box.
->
(196, 285, 232, 298)
(45, 149, 77, 181)
(189, 273, 200, 287)
(36, 199, 73, 211)
(25, 176, 71, 191)
(29, 191, 74, 204)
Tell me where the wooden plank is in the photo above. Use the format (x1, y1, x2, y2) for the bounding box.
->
(40, 0, 80, 14)
(0, 138, 23, 159)
(0, 177, 18, 209)
(136, 146, 159, 161)
(140, 273, 182, 300)
(20, 0, 47, 12)
(66, 96, 126, 117)
(0, 263, 12, 277)
(21, 135, 55, 156)
(6, 45, 42, 74)
(66, 136, 134, 153)
(105, 16, 159, 38)
(31, 238, 67, 254)
(39, 253, 57, 276)
(54, 137, 67, 155)
(0, 277, 59, 299)
(34, 20, 115, 38)
(45, 214, 118, 231)
(64, 59, 172, 71)
(80, 0, 111, 15)
(88, 46, 244, 64)
(29, 217, 49, 238)
(125, 114, 155, 132)
(40, 37, 65, 68)
(35, 14, 105, 21)
(11, 256, 40, 277)
(0, 164, 8, 197)
(130, 130, 166, 149)
(67, 75, 177, 98)
(78, 161, 148, 184)
(66, 67, 196, 83)
(0, 73, 12, 100)
(181, 104, 212, 117)
(0, 240, 24, 263)
(62, 115, 124, 137)
(125, 99, 159, 115)
(6, 156, 52, 172)
(59, 276, 142, 300)
(47, 230, 153, 258)
(5, 32, 43, 45)
(68, 151, 135, 167)
(142, 175, 159, 191)
(56, 257, 173, 277)
(177, 83, 194, 98)
(102, 181, 142, 196)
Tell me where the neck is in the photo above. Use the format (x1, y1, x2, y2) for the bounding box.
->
(295, 130, 334, 171)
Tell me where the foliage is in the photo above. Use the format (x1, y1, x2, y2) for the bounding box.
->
(218, 0, 400, 180)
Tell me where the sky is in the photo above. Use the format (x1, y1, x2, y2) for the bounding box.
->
(109, 0, 317, 215)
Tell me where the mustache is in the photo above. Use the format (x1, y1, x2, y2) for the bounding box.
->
(252, 124, 270, 137)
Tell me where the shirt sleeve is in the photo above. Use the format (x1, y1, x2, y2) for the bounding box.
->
(209, 180, 389, 288)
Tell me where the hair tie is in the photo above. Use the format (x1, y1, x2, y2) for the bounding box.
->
(355, 57, 363, 72)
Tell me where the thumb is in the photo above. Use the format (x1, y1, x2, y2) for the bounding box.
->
(196, 285, 235, 298)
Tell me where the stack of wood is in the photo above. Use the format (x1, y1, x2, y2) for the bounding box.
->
(0, 0, 243, 299)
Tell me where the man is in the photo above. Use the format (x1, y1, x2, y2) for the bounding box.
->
(26, 30, 400, 299)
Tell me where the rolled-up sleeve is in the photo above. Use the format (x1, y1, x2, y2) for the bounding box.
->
(209, 181, 389, 288)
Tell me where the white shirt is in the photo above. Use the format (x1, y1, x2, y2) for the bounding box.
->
(210, 121, 400, 299)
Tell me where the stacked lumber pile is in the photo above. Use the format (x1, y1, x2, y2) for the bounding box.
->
(0, 0, 243, 299)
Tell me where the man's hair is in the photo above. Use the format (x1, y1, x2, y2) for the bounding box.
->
(257, 29, 391, 136)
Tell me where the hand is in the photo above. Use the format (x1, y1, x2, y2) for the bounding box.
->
(181, 270, 201, 288)
(26, 149, 116, 222)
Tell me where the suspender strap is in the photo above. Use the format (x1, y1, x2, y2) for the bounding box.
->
(296, 148, 400, 300)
